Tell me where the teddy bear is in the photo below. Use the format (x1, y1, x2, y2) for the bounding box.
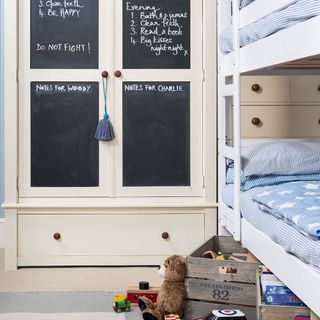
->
(138, 255, 186, 320)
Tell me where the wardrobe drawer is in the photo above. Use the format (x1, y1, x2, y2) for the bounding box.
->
(241, 105, 320, 138)
(290, 76, 320, 103)
(241, 76, 288, 104)
(18, 214, 204, 257)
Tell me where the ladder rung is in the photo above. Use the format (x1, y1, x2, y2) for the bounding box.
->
(219, 145, 235, 160)
(220, 84, 235, 97)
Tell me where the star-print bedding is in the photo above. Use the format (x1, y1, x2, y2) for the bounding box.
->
(252, 181, 320, 240)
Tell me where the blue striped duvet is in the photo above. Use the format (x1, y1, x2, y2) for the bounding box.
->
(220, 0, 320, 54)
(223, 184, 320, 269)
(252, 181, 320, 239)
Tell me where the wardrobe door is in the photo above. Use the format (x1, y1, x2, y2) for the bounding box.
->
(19, 0, 112, 197)
(115, 0, 203, 197)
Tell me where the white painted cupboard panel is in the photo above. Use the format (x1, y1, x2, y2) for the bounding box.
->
(290, 76, 320, 103)
(18, 214, 204, 257)
(241, 76, 288, 104)
(241, 105, 320, 138)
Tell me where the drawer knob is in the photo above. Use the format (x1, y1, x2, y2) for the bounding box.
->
(101, 71, 109, 78)
(114, 70, 122, 78)
(251, 117, 261, 126)
(251, 84, 261, 92)
(317, 85, 320, 92)
(53, 233, 61, 240)
(162, 232, 169, 240)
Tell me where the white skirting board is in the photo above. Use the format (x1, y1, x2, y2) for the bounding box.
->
(0, 219, 4, 248)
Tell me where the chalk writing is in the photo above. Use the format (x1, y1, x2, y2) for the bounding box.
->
(37, 0, 85, 19)
(36, 42, 91, 54)
(124, 83, 184, 92)
(123, 0, 190, 69)
(34, 83, 92, 94)
(31, 0, 98, 68)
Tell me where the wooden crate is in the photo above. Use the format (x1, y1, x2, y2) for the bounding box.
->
(185, 300, 256, 320)
(185, 236, 260, 320)
(187, 236, 259, 284)
(257, 275, 310, 320)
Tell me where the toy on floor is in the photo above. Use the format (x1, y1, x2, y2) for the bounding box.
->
(113, 295, 131, 313)
(138, 255, 186, 320)
(164, 314, 180, 320)
(127, 282, 160, 306)
(204, 309, 247, 320)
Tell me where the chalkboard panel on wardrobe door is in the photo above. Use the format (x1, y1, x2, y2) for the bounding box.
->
(123, 0, 190, 69)
(31, 82, 99, 187)
(123, 82, 190, 187)
(31, 0, 99, 69)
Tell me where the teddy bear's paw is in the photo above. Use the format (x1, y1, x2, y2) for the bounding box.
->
(142, 311, 159, 320)
(138, 298, 147, 311)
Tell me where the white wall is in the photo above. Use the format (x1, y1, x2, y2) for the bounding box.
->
(0, 0, 5, 248)
(0, 221, 4, 248)
(0, 0, 4, 221)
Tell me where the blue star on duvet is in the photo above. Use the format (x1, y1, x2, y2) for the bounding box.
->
(251, 181, 320, 240)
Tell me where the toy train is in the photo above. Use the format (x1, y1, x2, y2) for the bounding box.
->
(113, 295, 131, 313)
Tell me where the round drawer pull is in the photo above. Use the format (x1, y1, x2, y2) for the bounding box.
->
(317, 85, 320, 92)
(101, 71, 109, 78)
(251, 117, 261, 126)
(114, 70, 122, 78)
(162, 232, 169, 240)
(251, 84, 261, 92)
(53, 233, 61, 240)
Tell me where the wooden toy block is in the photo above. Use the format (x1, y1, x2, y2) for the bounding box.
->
(126, 286, 161, 306)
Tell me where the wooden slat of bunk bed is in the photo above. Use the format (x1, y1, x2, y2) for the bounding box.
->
(242, 219, 320, 316)
(221, 15, 320, 76)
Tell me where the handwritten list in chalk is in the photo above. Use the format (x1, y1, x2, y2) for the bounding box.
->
(123, 82, 190, 187)
(31, 0, 98, 69)
(123, 0, 190, 69)
(31, 82, 99, 187)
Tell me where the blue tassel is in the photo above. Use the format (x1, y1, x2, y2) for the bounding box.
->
(95, 113, 115, 141)
(95, 76, 115, 141)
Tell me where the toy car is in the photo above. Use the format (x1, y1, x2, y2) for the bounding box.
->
(113, 295, 131, 313)
(204, 309, 247, 320)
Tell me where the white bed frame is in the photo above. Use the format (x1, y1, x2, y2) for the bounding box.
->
(218, 0, 320, 316)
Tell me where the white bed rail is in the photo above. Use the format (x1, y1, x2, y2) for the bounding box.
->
(218, 0, 241, 240)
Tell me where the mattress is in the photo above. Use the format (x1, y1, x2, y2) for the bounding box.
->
(220, 0, 320, 54)
(222, 184, 320, 269)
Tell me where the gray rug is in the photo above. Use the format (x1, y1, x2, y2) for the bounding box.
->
(0, 292, 142, 320)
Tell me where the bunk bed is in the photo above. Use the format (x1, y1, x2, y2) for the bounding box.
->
(218, 0, 320, 316)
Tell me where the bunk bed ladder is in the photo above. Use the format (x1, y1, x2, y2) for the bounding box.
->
(218, 0, 241, 241)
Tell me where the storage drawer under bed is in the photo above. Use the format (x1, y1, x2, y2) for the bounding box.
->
(18, 214, 204, 262)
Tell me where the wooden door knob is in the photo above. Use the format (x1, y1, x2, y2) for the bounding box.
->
(317, 85, 320, 92)
(114, 70, 122, 78)
(53, 233, 61, 240)
(101, 71, 109, 78)
(162, 232, 169, 240)
(251, 84, 261, 92)
(251, 117, 261, 126)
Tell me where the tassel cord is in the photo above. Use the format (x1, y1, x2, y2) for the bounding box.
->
(102, 78, 109, 120)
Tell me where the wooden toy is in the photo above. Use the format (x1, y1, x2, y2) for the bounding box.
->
(164, 314, 181, 320)
(113, 295, 131, 313)
(127, 285, 160, 306)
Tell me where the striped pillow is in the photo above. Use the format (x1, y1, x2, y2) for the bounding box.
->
(240, 140, 320, 177)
